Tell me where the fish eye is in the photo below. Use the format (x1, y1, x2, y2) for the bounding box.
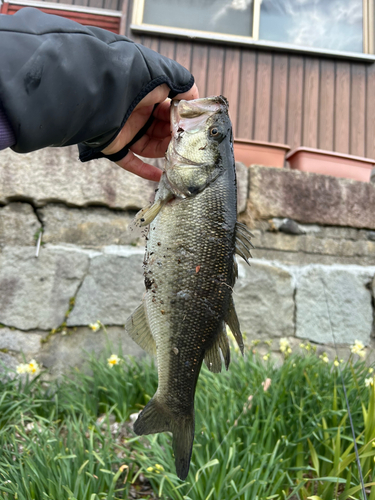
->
(210, 127, 219, 137)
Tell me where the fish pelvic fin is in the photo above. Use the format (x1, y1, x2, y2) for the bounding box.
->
(133, 397, 194, 481)
(125, 302, 156, 356)
(235, 221, 254, 265)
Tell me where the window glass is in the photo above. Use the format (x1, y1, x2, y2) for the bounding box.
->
(259, 0, 363, 53)
(142, 0, 254, 37)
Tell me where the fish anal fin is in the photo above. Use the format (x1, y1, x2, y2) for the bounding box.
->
(218, 324, 231, 370)
(125, 302, 156, 356)
(225, 298, 244, 355)
(204, 339, 222, 373)
(134, 396, 194, 480)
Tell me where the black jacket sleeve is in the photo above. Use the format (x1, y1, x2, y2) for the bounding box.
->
(0, 8, 194, 160)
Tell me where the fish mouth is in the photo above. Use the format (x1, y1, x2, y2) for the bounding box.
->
(171, 96, 228, 136)
(167, 96, 228, 167)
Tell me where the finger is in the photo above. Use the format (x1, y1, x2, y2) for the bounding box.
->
(131, 134, 171, 159)
(173, 83, 199, 102)
(115, 151, 162, 182)
(134, 84, 170, 110)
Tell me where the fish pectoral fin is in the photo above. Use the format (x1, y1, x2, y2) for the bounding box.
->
(134, 178, 174, 227)
(125, 302, 156, 356)
(134, 199, 165, 227)
(134, 396, 194, 481)
(235, 222, 254, 265)
(225, 298, 244, 355)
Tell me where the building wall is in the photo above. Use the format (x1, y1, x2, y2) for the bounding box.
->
(129, 30, 375, 158)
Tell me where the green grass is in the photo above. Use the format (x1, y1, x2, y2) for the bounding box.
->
(0, 345, 374, 500)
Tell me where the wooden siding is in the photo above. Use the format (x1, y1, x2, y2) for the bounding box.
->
(0, 2, 122, 33)
(136, 32, 375, 158)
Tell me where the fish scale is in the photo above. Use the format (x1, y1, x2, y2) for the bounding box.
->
(126, 96, 254, 480)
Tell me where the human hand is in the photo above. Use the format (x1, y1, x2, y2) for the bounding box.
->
(101, 83, 199, 182)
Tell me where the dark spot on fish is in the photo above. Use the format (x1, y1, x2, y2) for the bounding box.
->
(177, 127, 184, 133)
(152, 297, 156, 302)
(160, 299, 164, 304)
(140, 218, 145, 222)
(157, 242, 161, 246)
(144, 276, 153, 290)
(161, 309, 165, 314)
(150, 252, 154, 255)
(199, 144, 207, 150)
(155, 188, 159, 193)
(177, 258, 181, 264)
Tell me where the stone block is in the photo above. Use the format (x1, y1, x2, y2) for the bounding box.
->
(248, 165, 375, 229)
(0, 203, 41, 247)
(38, 204, 144, 247)
(0, 246, 89, 330)
(38, 326, 145, 376)
(0, 147, 158, 210)
(234, 260, 295, 338)
(0, 328, 44, 354)
(67, 249, 144, 326)
(295, 265, 375, 344)
(235, 162, 248, 213)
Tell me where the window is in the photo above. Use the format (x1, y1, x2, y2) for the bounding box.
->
(131, 0, 375, 56)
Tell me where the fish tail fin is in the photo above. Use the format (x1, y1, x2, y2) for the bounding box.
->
(133, 396, 194, 480)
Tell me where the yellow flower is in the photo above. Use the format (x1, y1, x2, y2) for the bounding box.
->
(146, 466, 154, 472)
(155, 464, 164, 471)
(334, 359, 340, 367)
(263, 353, 270, 361)
(319, 353, 329, 363)
(279, 338, 290, 353)
(351, 340, 366, 357)
(265, 340, 273, 347)
(299, 343, 305, 348)
(107, 354, 121, 368)
(89, 321, 101, 332)
(369, 368, 374, 374)
(365, 377, 374, 387)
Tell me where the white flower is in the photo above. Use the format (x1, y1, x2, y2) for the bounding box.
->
(16, 359, 40, 376)
(351, 340, 366, 357)
(107, 354, 121, 368)
(365, 377, 374, 387)
(89, 321, 101, 332)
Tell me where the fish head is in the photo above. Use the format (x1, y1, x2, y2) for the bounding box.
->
(165, 96, 234, 197)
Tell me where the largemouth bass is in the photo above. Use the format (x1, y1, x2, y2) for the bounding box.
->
(126, 96, 253, 480)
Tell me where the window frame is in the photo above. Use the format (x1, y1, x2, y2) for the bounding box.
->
(131, 0, 375, 62)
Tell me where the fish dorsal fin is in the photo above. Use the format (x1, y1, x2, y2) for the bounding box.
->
(125, 302, 156, 356)
(235, 221, 254, 265)
(225, 298, 244, 355)
(204, 323, 231, 372)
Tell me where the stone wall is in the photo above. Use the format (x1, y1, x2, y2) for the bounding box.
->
(0, 147, 375, 374)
